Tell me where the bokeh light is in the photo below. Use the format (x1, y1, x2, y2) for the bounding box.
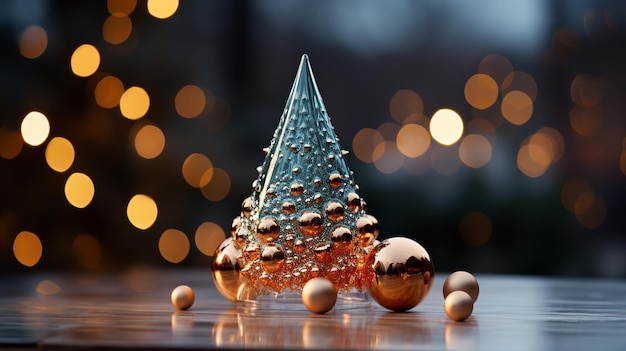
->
(459, 134, 492, 169)
(119, 86, 150, 120)
(134, 124, 165, 159)
(147, 0, 179, 19)
(0, 129, 24, 159)
(396, 123, 430, 158)
(45, 137, 75, 172)
(64, 173, 95, 208)
(182, 153, 213, 188)
(574, 190, 606, 229)
(194, 222, 225, 256)
(464, 74, 499, 110)
(13, 231, 43, 267)
(103, 14, 132, 45)
(501, 71, 538, 101)
(501, 90, 533, 125)
(95, 75, 125, 109)
(127, 194, 158, 230)
(21, 111, 50, 147)
(70, 44, 100, 77)
(175, 85, 207, 118)
(108, 0, 137, 16)
(36, 280, 61, 295)
(18, 25, 48, 59)
(569, 106, 601, 136)
(352, 128, 384, 163)
(389, 89, 423, 123)
(570, 73, 605, 107)
(517, 143, 549, 178)
(72, 234, 102, 269)
(459, 211, 493, 247)
(478, 54, 513, 86)
(200, 167, 231, 201)
(373, 141, 404, 174)
(561, 178, 592, 213)
(429, 108, 464, 146)
(159, 229, 189, 264)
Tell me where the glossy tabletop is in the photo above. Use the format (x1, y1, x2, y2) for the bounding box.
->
(0, 268, 625, 350)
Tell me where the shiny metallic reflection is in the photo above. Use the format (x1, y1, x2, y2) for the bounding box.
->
(171, 310, 194, 337)
(444, 318, 479, 350)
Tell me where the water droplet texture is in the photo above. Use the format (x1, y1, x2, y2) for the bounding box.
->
(234, 54, 376, 297)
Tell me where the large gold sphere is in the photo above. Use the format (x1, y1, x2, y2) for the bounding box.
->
(366, 237, 434, 311)
(211, 237, 242, 303)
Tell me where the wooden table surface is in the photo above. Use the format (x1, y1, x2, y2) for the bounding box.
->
(0, 268, 625, 350)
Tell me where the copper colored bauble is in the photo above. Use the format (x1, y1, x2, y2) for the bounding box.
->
(366, 237, 434, 311)
(302, 277, 338, 314)
(444, 290, 473, 321)
(443, 271, 479, 303)
(171, 285, 195, 310)
(211, 237, 242, 303)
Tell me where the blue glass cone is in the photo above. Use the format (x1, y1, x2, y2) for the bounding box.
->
(234, 54, 379, 299)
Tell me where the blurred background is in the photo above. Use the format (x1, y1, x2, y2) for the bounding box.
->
(1, 0, 625, 278)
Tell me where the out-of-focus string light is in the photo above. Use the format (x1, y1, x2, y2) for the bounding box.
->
(36, 280, 61, 295)
(574, 190, 606, 229)
(64, 173, 95, 208)
(21, 111, 50, 147)
(561, 178, 592, 213)
(72, 234, 102, 269)
(464, 74, 498, 110)
(147, 0, 179, 19)
(501, 71, 538, 102)
(127, 194, 158, 230)
(159, 229, 189, 264)
(18, 25, 48, 59)
(501, 91, 533, 125)
(373, 141, 404, 174)
(459, 211, 492, 247)
(45, 137, 75, 172)
(103, 14, 132, 45)
(200, 168, 231, 201)
(95, 75, 125, 109)
(108, 0, 137, 16)
(569, 106, 601, 137)
(396, 123, 430, 158)
(478, 54, 513, 87)
(134, 124, 165, 159)
(13, 231, 42, 267)
(570, 73, 605, 108)
(71, 44, 100, 77)
(429, 108, 464, 146)
(175, 85, 207, 119)
(194, 222, 225, 256)
(389, 89, 423, 123)
(459, 134, 492, 169)
(0, 129, 24, 159)
(120, 86, 150, 120)
(182, 153, 213, 188)
(352, 128, 384, 164)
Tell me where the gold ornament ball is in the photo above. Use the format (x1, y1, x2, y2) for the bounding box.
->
(443, 271, 479, 303)
(366, 237, 434, 311)
(302, 277, 338, 314)
(171, 285, 195, 310)
(211, 237, 242, 303)
(444, 290, 473, 321)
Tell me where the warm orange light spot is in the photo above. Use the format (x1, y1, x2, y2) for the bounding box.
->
(396, 123, 430, 158)
(21, 111, 50, 146)
(120, 86, 150, 120)
(478, 54, 513, 86)
(19, 25, 48, 59)
(13, 231, 42, 267)
(561, 178, 592, 213)
(574, 190, 606, 229)
(352, 128, 384, 163)
(64, 173, 95, 208)
(175, 85, 206, 118)
(430, 109, 464, 146)
(71, 44, 100, 77)
(0, 129, 24, 159)
(72, 234, 102, 269)
(36, 280, 61, 295)
(127, 194, 158, 230)
(200, 168, 231, 202)
(459, 211, 492, 247)
(459, 134, 492, 169)
(570, 73, 605, 107)
(501, 91, 533, 125)
(108, 0, 137, 16)
(517, 144, 549, 178)
(536, 127, 565, 164)
(134, 124, 165, 159)
(569, 106, 601, 137)
(102, 14, 132, 45)
(159, 229, 189, 264)
(194, 222, 225, 256)
(373, 141, 403, 174)
(389, 89, 423, 123)
(45, 137, 75, 172)
(95, 75, 125, 109)
(464, 74, 499, 110)
(147, 0, 179, 19)
(182, 153, 213, 188)
(501, 71, 538, 101)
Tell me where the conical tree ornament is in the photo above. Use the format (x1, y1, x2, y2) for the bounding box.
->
(222, 54, 380, 304)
